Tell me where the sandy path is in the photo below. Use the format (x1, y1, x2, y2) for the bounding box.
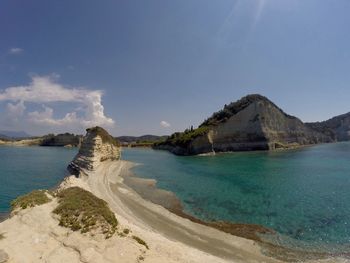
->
(83, 160, 280, 263)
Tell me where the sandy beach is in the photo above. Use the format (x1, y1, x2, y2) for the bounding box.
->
(0, 138, 42, 147)
(73, 160, 281, 262)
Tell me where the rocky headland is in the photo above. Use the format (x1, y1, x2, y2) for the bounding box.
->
(67, 127, 121, 176)
(154, 94, 348, 155)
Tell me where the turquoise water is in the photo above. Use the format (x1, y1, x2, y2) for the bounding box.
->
(122, 143, 350, 252)
(0, 146, 77, 214)
(1, 144, 350, 252)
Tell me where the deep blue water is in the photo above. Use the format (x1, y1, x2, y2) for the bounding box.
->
(0, 146, 77, 214)
(122, 143, 350, 252)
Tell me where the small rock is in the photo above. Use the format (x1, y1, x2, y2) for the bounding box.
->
(0, 249, 9, 263)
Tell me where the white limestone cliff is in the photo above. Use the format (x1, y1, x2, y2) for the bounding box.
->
(68, 126, 121, 176)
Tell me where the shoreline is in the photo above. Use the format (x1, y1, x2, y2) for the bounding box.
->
(0, 212, 9, 223)
(75, 160, 281, 262)
(119, 161, 350, 262)
(153, 141, 330, 158)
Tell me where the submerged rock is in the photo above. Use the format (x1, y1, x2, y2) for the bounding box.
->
(68, 127, 121, 176)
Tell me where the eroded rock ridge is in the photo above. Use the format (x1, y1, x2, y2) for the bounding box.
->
(68, 126, 121, 176)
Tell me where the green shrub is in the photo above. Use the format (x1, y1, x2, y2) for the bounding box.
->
(11, 190, 51, 211)
(157, 126, 210, 147)
(53, 187, 118, 238)
(86, 126, 120, 146)
(132, 235, 149, 249)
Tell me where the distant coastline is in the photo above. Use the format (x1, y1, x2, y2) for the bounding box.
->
(0, 133, 81, 147)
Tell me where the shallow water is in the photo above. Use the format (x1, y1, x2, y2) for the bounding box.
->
(122, 143, 350, 252)
(0, 146, 77, 214)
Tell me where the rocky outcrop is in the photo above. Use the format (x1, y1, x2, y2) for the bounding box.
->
(40, 133, 82, 147)
(155, 94, 333, 155)
(306, 113, 350, 141)
(67, 127, 121, 176)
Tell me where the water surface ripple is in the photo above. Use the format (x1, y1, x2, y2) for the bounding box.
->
(122, 143, 350, 252)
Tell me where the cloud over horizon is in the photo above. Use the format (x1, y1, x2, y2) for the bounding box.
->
(9, 47, 23, 55)
(0, 75, 114, 134)
(160, 121, 171, 128)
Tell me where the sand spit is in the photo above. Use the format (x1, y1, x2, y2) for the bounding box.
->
(0, 160, 347, 262)
(87, 161, 281, 262)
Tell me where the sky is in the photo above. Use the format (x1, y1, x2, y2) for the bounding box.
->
(1, 0, 350, 136)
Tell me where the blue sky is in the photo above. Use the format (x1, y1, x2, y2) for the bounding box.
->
(1, 0, 350, 136)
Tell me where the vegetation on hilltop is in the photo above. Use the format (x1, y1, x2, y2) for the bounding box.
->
(154, 126, 209, 147)
(11, 190, 51, 210)
(118, 135, 168, 147)
(40, 133, 81, 147)
(0, 135, 12, 141)
(87, 126, 120, 147)
(200, 94, 295, 127)
(53, 187, 118, 238)
(117, 135, 168, 144)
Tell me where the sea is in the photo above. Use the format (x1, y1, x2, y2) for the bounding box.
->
(0, 146, 77, 216)
(122, 143, 350, 253)
(1, 143, 350, 253)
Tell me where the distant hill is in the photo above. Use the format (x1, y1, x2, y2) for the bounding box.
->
(0, 134, 11, 141)
(0, 130, 31, 138)
(154, 94, 333, 155)
(0, 132, 82, 147)
(306, 112, 350, 141)
(117, 135, 168, 144)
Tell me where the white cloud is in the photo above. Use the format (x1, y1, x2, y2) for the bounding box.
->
(0, 75, 114, 132)
(160, 121, 171, 128)
(9, 48, 23, 54)
(28, 105, 78, 126)
(6, 100, 26, 118)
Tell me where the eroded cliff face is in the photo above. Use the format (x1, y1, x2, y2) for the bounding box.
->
(191, 100, 330, 154)
(155, 95, 333, 155)
(306, 113, 350, 141)
(68, 127, 121, 176)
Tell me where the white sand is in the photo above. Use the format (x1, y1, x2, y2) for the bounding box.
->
(0, 138, 42, 146)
